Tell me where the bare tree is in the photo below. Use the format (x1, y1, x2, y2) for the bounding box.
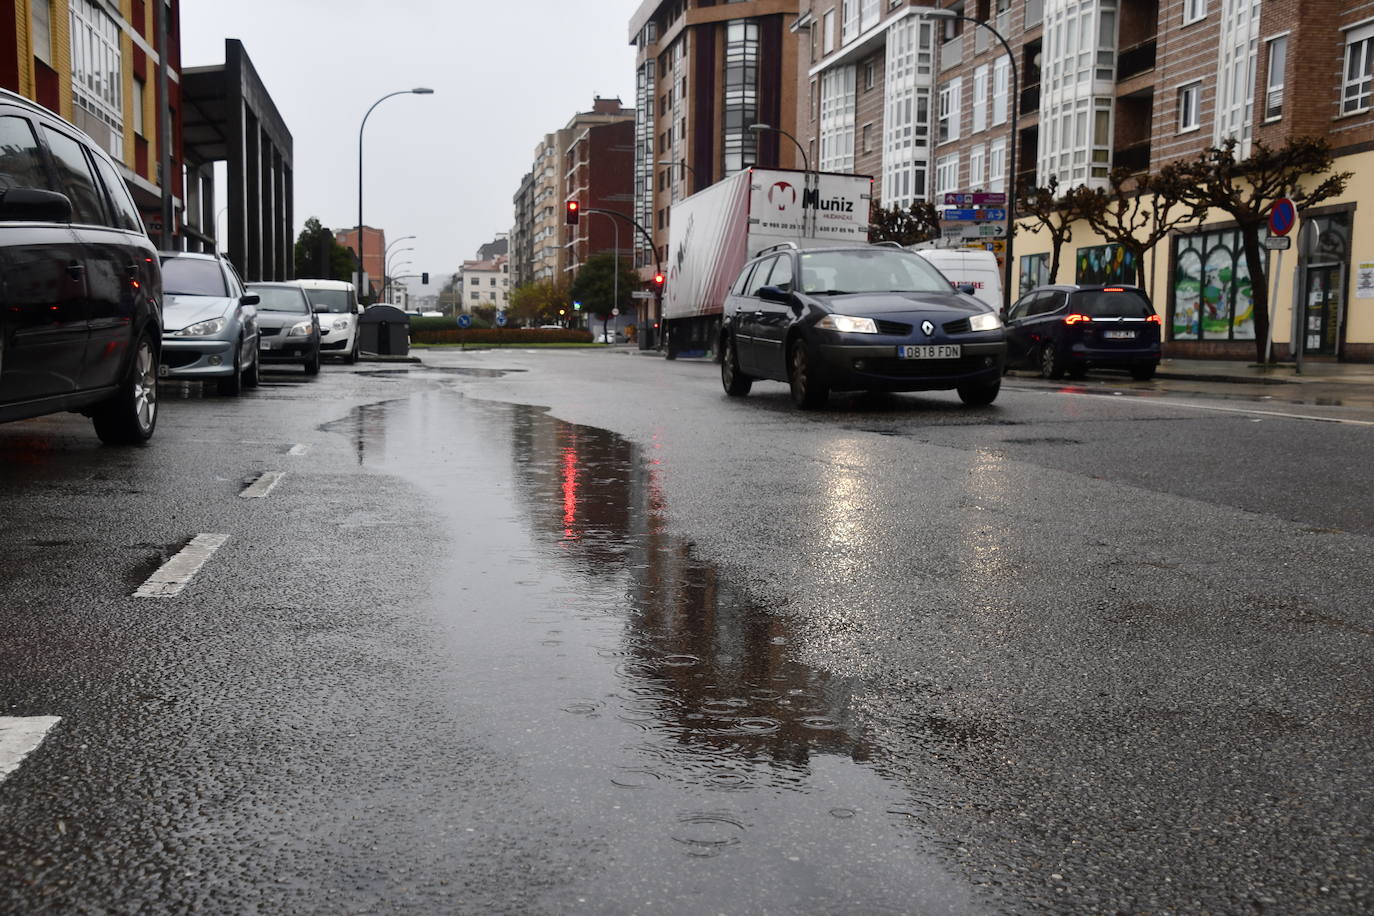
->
(1016, 177, 1095, 284)
(1172, 137, 1350, 362)
(869, 200, 941, 246)
(1079, 166, 1205, 288)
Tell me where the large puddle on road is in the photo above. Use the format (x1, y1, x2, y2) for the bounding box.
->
(344, 391, 981, 913)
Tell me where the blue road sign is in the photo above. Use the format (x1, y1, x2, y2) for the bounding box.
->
(495, 311, 507, 327)
(1269, 198, 1296, 237)
(457, 313, 473, 329)
(942, 208, 1007, 222)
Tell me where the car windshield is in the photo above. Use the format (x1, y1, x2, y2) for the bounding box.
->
(1072, 289, 1153, 318)
(250, 286, 310, 313)
(307, 289, 354, 313)
(799, 249, 951, 295)
(160, 257, 227, 297)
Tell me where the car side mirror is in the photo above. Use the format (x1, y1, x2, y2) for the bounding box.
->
(958, 283, 977, 295)
(241, 293, 260, 306)
(758, 285, 791, 303)
(0, 188, 73, 223)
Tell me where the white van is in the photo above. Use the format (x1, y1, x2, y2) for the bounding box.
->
(912, 248, 1003, 312)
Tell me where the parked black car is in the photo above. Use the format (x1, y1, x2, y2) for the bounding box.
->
(1005, 284, 1162, 380)
(247, 282, 321, 375)
(0, 89, 161, 444)
(720, 244, 1006, 408)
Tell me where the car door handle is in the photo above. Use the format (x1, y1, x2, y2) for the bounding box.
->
(66, 260, 84, 280)
(753, 310, 764, 318)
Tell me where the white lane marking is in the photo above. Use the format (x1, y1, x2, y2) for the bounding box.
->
(240, 471, 285, 498)
(1012, 386, 1374, 428)
(288, 443, 310, 456)
(0, 716, 61, 784)
(133, 533, 230, 599)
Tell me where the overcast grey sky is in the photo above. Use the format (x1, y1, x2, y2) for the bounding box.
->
(181, 1, 636, 292)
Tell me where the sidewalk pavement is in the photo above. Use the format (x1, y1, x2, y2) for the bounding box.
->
(617, 344, 1374, 387)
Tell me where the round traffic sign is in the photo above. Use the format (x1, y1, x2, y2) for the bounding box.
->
(1269, 198, 1296, 237)
(611, 308, 620, 317)
(457, 313, 472, 329)
(495, 311, 507, 327)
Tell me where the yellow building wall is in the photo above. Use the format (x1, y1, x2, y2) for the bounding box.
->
(1012, 148, 1372, 356)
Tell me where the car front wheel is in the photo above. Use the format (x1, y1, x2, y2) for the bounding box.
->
(304, 345, 321, 376)
(721, 334, 752, 396)
(957, 378, 1001, 407)
(218, 338, 244, 396)
(243, 342, 261, 388)
(788, 338, 829, 409)
(92, 332, 158, 444)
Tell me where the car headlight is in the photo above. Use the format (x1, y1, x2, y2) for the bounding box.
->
(332, 318, 351, 331)
(968, 312, 1003, 332)
(174, 317, 226, 337)
(817, 314, 878, 334)
(287, 320, 314, 337)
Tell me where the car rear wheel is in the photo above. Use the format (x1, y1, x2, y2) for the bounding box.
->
(1066, 364, 1088, 380)
(1130, 361, 1157, 381)
(957, 378, 1001, 407)
(92, 332, 158, 444)
(304, 345, 321, 376)
(721, 334, 752, 396)
(1039, 344, 1066, 380)
(218, 339, 244, 396)
(788, 338, 829, 409)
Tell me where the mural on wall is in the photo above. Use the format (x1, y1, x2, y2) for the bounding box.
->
(1019, 253, 1049, 296)
(1171, 229, 1255, 341)
(1074, 244, 1137, 286)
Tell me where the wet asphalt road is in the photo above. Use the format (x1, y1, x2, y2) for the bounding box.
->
(1, 349, 1371, 914)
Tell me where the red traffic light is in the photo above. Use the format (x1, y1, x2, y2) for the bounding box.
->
(565, 200, 580, 225)
(652, 273, 665, 286)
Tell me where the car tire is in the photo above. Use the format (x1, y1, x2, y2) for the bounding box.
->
(218, 339, 244, 396)
(957, 378, 1001, 407)
(721, 334, 752, 397)
(1039, 343, 1066, 380)
(92, 332, 158, 445)
(1130, 361, 1157, 381)
(304, 346, 321, 376)
(243, 344, 261, 388)
(343, 335, 358, 365)
(1066, 364, 1088, 380)
(788, 337, 829, 409)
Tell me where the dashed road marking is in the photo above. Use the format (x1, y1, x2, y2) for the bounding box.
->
(133, 533, 229, 599)
(0, 716, 61, 784)
(1012, 386, 1374, 428)
(288, 443, 310, 456)
(240, 471, 285, 498)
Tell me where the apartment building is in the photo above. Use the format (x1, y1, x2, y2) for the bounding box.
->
(457, 254, 510, 311)
(335, 226, 386, 299)
(563, 118, 637, 274)
(510, 98, 636, 287)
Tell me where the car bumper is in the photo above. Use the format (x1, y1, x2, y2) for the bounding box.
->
(816, 339, 1007, 391)
(260, 335, 318, 361)
(159, 338, 236, 378)
(1068, 342, 1161, 365)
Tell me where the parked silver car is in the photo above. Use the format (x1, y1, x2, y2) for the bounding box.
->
(248, 282, 321, 376)
(158, 252, 260, 396)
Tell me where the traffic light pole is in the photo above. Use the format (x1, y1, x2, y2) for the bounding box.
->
(582, 207, 662, 347)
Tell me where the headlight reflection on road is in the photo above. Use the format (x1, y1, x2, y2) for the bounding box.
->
(818, 439, 880, 583)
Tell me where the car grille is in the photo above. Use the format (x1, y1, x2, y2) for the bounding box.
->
(860, 356, 993, 378)
(942, 317, 971, 335)
(259, 327, 281, 337)
(875, 319, 912, 335)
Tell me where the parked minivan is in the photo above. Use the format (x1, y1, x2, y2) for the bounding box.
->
(1005, 284, 1162, 380)
(0, 89, 162, 444)
(298, 279, 362, 363)
(912, 247, 1003, 312)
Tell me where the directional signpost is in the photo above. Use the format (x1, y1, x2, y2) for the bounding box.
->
(457, 313, 472, 329)
(940, 192, 1008, 254)
(943, 192, 1006, 207)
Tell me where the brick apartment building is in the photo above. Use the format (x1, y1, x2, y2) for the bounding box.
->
(791, 0, 1374, 362)
(509, 98, 637, 288)
(564, 119, 637, 275)
(335, 226, 386, 300)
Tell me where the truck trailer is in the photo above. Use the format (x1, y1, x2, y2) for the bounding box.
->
(662, 168, 872, 359)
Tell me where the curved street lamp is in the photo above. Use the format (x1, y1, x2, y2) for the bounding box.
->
(748, 123, 810, 175)
(357, 89, 434, 302)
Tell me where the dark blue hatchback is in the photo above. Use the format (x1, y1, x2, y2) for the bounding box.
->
(1004, 284, 1162, 380)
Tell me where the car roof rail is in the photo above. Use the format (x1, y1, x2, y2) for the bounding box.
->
(871, 240, 907, 249)
(755, 241, 801, 256)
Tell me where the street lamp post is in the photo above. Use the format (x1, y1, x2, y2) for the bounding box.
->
(656, 159, 698, 193)
(747, 123, 809, 174)
(384, 247, 414, 302)
(918, 8, 1019, 311)
(358, 89, 433, 303)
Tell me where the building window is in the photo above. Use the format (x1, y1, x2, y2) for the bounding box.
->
(865, 60, 876, 90)
(1037, 0, 1117, 189)
(989, 138, 1006, 192)
(1183, 0, 1206, 25)
(861, 122, 872, 154)
(1265, 36, 1286, 121)
(1343, 24, 1374, 115)
(1019, 253, 1050, 295)
(1213, 0, 1260, 153)
(823, 10, 836, 54)
(132, 78, 145, 136)
(68, 0, 124, 159)
(968, 144, 985, 189)
(1171, 227, 1257, 341)
(31, 1, 53, 65)
(992, 57, 1009, 126)
(938, 76, 962, 143)
(819, 65, 857, 172)
(842, 0, 859, 45)
(882, 18, 934, 209)
(971, 64, 988, 134)
(721, 19, 759, 174)
(1075, 243, 1137, 285)
(862, 0, 880, 32)
(934, 152, 959, 196)
(1178, 82, 1201, 131)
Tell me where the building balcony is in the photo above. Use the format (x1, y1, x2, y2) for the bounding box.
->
(1116, 40, 1156, 82)
(1020, 85, 1041, 117)
(1112, 140, 1152, 175)
(941, 39, 962, 73)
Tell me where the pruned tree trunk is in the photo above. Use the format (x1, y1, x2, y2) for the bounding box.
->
(1240, 224, 1270, 363)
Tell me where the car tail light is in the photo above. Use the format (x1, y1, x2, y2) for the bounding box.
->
(1146, 315, 1162, 324)
(1064, 313, 1092, 325)
(1103, 287, 1124, 292)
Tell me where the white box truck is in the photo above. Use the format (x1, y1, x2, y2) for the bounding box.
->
(662, 168, 872, 358)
